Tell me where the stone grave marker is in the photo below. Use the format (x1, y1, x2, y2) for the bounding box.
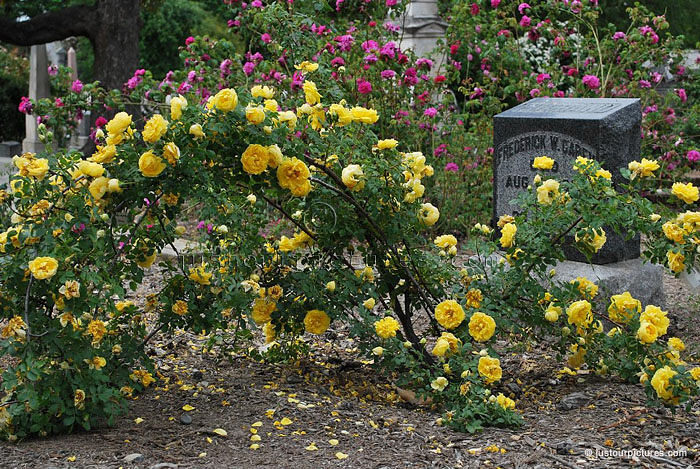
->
(493, 97, 641, 264)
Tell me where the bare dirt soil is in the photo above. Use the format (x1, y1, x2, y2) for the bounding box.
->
(1, 271, 698, 469)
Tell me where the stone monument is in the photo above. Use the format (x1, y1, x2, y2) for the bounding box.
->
(399, 0, 447, 69)
(23, 44, 51, 154)
(493, 97, 641, 264)
(492, 97, 664, 306)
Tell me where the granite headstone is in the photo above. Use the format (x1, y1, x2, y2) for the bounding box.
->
(493, 97, 641, 264)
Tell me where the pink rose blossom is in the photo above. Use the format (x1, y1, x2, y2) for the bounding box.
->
(445, 162, 459, 172)
(675, 88, 687, 102)
(185, 36, 195, 45)
(71, 80, 83, 93)
(380, 69, 396, 79)
(686, 150, 700, 163)
(424, 107, 438, 117)
(357, 78, 372, 94)
(582, 75, 600, 89)
(518, 2, 530, 14)
(261, 33, 271, 43)
(519, 15, 531, 27)
(491, 0, 501, 7)
(613, 31, 626, 40)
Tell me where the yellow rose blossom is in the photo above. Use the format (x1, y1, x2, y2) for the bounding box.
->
(90, 144, 116, 164)
(478, 356, 502, 384)
(433, 332, 461, 358)
(88, 176, 109, 200)
(628, 158, 659, 178)
(434, 300, 465, 330)
(650, 366, 677, 402)
(105, 112, 132, 135)
(418, 203, 439, 226)
(496, 215, 515, 229)
(189, 263, 213, 285)
(573, 156, 594, 172)
(172, 300, 188, 316)
(163, 142, 180, 165)
(571, 276, 598, 299)
(465, 289, 482, 308)
(59, 280, 81, 299)
(74, 389, 86, 408)
(294, 61, 319, 73)
(246, 105, 266, 125)
(350, 106, 379, 124)
(326, 281, 336, 292)
(29, 256, 58, 280)
(607, 291, 641, 323)
(212, 88, 238, 112)
(277, 157, 311, 196)
(304, 309, 331, 335)
(403, 178, 425, 203)
(666, 250, 685, 273)
(431, 376, 448, 392)
(264, 99, 278, 112)
(87, 319, 107, 344)
(671, 182, 699, 204)
(566, 300, 593, 328)
(532, 156, 554, 170)
(500, 223, 517, 248)
(138, 150, 166, 177)
(1, 316, 26, 341)
(251, 298, 276, 325)
(303, 80, 322, 105)
(545, 304, 561, 322)
(78, 160, 105, 178)
(495, 393, 515, 410)
(376, 139, 398, 150)
(59, 312, 79, 330)
(142, 114, 168, 143)
(189, 123, 205, 138)
(341, 164, 365, 191)
(374, 317, 400, 339)
(266, 144, 283, 168)
(329, 103, 353, 126)
(468, 312, 496, 342)
(434, 234, 457, 249)
(575, 228, 606, 253)
(87, 356, 107, 370)
(640, 305, 669, 336)
(170, 95, 187, 120)
(251, 85, 275, 99)
(536, 179, 560, 205)
(241, 144, 270, 175)
(363, 298, 376, 310)
(690, 368, 700, 382)
(637, 321, 659, 344)
(667, 337, 685, 352)
(276, 110, 298, 129)
(130, 369, 156, 387)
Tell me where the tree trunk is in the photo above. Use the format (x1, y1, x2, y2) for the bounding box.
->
(92, 0, 141, 91)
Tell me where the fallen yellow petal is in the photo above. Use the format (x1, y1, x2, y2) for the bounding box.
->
(252, 421, 263, 427)
(305, 443, 319, 451)
(251, 435, 261, 441)
(182, 404, 195, 411)
(280, 417, 292, 425)
(212, 428, 228, 437)
(250, 443, 260, 450)
(67, 456, 76, 462)
(198, 452, 207, 458)
(336, 452, 349, 459)
(134, 417, 144, 424)
(329, 439, 339, 446)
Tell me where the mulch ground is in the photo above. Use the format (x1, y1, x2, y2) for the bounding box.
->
(1, 270, 698, 469)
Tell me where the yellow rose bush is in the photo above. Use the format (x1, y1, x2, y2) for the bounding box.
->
(1, 3, 697, 441)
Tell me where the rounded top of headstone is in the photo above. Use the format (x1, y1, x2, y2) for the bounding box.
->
(496, 98, 640, 120)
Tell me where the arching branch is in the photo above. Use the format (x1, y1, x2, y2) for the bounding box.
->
(0, 5, 96, 46)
